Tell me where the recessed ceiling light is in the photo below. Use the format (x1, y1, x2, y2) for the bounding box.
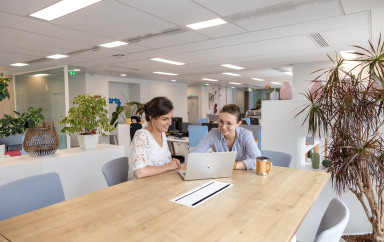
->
(271, 82, 281, 85)
(223, 72, 241, 77)
(99, 41, 128, 48)
(47, 54, 68, 59)
(29, 0, 103, 21)
(186, 18, 227, 30)
(121, 74, 126, 77)
(252, 78, 264, 81)
(283, 72, 292, 76)
(201, 78, 218, 82)
(229, 82, 241, 85)
(171, 80, 176, 82)
(340, 50, 356, 60)
(150, 58, 185, 65)
(33, 74, 50, 77)
(10, 63, 28, 67)
(221, 64, 244, 70)
(153, 71, 178, 76)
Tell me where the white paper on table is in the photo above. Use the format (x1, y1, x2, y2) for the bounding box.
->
(170, 181, 233, 208)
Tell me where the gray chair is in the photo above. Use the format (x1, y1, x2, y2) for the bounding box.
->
(102, 157, 129, 187)
(260, 150, 293, 168)
(315, 198, 350, 242)
(0, 172, 65, 221)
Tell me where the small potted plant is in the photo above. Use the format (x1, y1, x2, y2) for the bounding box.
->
(59, 94, 115, 149)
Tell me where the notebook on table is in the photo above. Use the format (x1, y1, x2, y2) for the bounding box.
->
(178, 151, 237, 181)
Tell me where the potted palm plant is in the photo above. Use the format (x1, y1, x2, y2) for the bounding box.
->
(297, 37, 384, 241)
(59, 94, 114, 149)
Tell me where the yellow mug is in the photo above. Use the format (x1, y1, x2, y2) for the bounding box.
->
(256, 156, 273, 176)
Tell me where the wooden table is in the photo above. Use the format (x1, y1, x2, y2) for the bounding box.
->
(0, 166, 329, 242)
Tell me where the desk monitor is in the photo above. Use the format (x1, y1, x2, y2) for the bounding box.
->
(202, 123, 218, 132)
(169, 117, 183, 132)
(250, 118, 259, 125)
(179, 151, 237, 181)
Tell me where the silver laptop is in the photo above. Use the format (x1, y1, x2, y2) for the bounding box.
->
(178, 151, 237, 181)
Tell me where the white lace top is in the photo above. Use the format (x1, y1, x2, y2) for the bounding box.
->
(128, 129, 172, 180)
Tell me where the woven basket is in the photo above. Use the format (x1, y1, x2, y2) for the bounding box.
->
(23, 121, 59, 157)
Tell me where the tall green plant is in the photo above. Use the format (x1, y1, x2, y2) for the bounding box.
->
(0, 73, 11, 102)
(59, 94, 114, 135)
(297, 37, 384, 241)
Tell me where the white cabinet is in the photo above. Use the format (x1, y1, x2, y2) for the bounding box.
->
(0, 144, 125, 199)
(261, 100, 324, 168)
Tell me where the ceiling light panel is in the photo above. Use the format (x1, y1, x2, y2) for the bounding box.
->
(29, 0, 103, 21)
(223, 72, 241, 76)
(186, 18, 227, 30)
(150, 58, 185, 65)
(221, 64, 244, 70)
(11, 63, 28, 67)
(99, 41, 128, 48)
(229, 82, 241, 85)
(153, 71, 178, 76)
(47, 54, 68, 59)
(33, 74, 50, 77)
(252, 78, 264, 81)
(340, 50, 356, 60)
(201, 78, 218, 82)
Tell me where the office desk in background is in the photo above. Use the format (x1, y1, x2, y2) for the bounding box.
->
(0, 166, 329, 242)
(167, 136, 189, 156)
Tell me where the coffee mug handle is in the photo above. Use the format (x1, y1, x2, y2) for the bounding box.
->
(266, 161, 273, 173)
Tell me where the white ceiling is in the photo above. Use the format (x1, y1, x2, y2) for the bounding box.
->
(0, 0, 383, 89)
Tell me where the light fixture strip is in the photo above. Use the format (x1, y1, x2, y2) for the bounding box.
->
(223, 72, 241, 77)
(47, 54, 68, 59)
(29, 0, 103, 21)
(201, 78, 218, 82)
(186, 18, 227, 30)
(99, 41, 128, 48)
(153, 71, 178, 76)
(11, 63, 29, 67)
(271, 82, 281, 85)
(229, 82, 241, 85)
(221, 64, 244, 70)
(150, 58, 185, 65)
(251, 78, 264, 81)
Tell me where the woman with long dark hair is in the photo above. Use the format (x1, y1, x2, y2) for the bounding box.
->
(129, 97, 181, 179)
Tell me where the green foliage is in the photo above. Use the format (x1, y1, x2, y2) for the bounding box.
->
(254, 99, 262, 110)
(0, 107, 44, 138)
(59, 94, 114, 135)
(0, 73, 11, 102)
(307, 149, 312, 158)
(311, 152, 320, 169)
(110, 105, 125, 128)
(125, 101, 143, 118)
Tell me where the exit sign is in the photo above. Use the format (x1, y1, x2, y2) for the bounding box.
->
(68, 71, 76, 76)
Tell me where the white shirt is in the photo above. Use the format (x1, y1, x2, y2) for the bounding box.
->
(128, 129, 171, 180)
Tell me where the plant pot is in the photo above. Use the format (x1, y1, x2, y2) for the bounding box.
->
(0, 144, 4, 165)
(78, 134, 98, 149)
(280, 81, 294, 100)
(125, 118, 132, 125)
(270, 90, 279, 100)
(310, 80, 324, 99)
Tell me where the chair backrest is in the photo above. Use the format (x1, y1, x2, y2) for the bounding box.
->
(257, 129, 261, 150)
(196, 118, 208, 123)
(0, 172, 65, 221)
(260, 150, 293, 168)
(188, 125, 208, 148)
(315, 198, 350, 242)
(242, 118, 250, 125)
(102, 157, 129, 187)
(130, 123, 142, 141)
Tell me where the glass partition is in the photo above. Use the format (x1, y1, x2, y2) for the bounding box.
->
(14, 67, 67, 149)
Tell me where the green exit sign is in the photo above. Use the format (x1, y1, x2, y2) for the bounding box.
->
(68, 71, 76, 76)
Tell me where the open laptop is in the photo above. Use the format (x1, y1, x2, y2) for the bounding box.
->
(178, 151, 237, 181)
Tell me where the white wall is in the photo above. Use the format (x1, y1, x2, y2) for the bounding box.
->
(86, 74, 188, 121)
(234, 88, 245, 113)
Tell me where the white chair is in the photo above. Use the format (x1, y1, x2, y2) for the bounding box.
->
(315, 198, 350, 242)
